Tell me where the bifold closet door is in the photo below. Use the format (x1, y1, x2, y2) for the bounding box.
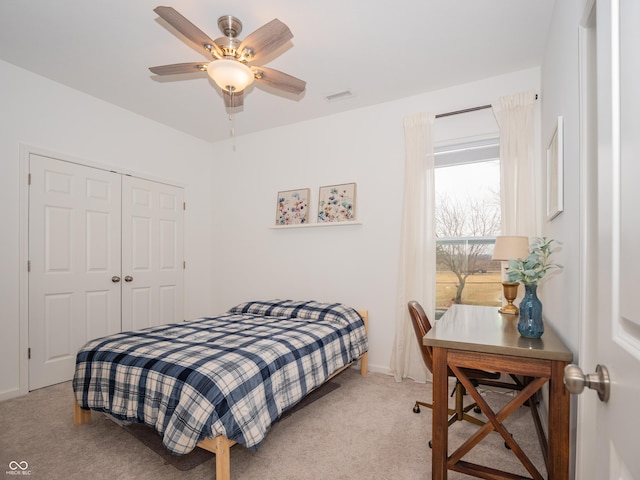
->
(28, 154, 122, 390)
(28, 156, 185, 390)
(121, 176, 184, 331)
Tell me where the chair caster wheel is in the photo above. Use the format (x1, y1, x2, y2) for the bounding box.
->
(474, 406, 481, 414)
(413, 404, 420, 413)
(505, 441, 511, 449)
(428, 440, 433, 449)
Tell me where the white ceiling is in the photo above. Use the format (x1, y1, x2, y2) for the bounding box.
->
(0, 1, 555, 143)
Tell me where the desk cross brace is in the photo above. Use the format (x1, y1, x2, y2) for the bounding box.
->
(450, 364, 547, 480)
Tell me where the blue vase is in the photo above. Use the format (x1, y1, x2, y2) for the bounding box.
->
(518, 284, 544, 338)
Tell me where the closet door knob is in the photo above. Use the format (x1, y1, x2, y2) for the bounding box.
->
(111, 276, 121, 283)
(124, 275, 133, 282)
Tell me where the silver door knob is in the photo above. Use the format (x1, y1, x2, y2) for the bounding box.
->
(124, 275, 133, 282)
(111, 276, 121, 283)
(564, 364, 610, 402)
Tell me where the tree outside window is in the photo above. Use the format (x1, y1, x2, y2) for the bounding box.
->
(434, 155, 502, 314)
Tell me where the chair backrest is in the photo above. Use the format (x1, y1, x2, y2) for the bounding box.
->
(408, 300, 434, 373)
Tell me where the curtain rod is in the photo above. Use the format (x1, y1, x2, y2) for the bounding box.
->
(436, 104, 491, 119)
(435, 94, 539, 119)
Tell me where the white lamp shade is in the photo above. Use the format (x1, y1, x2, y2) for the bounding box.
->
(207, 59, 254, 92)
(492, 236, 529, 261)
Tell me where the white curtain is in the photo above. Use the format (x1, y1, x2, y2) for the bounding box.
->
(389, 113, 436, 383)
(492, 91, 539, 237)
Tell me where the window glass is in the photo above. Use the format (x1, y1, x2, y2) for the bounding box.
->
(434, 139, 502, 318)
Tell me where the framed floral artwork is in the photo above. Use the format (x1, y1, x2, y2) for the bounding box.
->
(317, 183, 357, 223)
(275, 188, 310, 225)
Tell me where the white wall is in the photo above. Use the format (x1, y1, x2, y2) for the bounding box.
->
(0, 59, 542, 396)
(539, 2, 590, 478)
(209, 68, 541, 373)
(0, 60, 216, 400)
(539, 1, 586, 353)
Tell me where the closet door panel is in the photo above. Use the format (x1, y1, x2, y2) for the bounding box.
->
(29, 154, 121, 390)
(122, 176, 184, 331)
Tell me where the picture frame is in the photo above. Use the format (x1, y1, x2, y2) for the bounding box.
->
(317, 183, 357, 223)
(275, 188, 310, 225)
(546, 116, 564, 221)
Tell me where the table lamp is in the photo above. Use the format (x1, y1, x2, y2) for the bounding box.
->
(492, 235, 530, 315)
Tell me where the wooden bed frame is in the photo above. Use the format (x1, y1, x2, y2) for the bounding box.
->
(74, 310, 368, 480)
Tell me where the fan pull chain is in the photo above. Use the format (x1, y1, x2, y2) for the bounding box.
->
(229, 113, 235, 137)
(228, 89, 236, 138)
(228, 113, 237, 151)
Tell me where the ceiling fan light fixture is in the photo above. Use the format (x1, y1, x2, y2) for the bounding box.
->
(207, 59, 254, 92)
(150, 7, 305, 109)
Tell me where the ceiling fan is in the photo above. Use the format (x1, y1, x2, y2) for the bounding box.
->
(149, 6, 306, 108)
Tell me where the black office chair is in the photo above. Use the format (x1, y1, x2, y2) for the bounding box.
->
(408, 300, 503, 447)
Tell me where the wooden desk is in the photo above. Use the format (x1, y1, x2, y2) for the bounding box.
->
(423, 304, 573, 480)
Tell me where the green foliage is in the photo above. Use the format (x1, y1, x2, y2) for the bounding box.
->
(506, 237, 563, 286)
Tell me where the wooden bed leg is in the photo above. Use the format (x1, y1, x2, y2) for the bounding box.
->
(213, 436, 232, 480)
(360, 352, 368, 375)
(73, 399, 92, 425)
(198, 436, 234, 480)
(357, 310, 369, 376)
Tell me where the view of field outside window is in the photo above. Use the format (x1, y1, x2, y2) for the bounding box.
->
(434, 149, 502, 318)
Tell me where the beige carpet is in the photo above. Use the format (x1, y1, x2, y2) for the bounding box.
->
(120, 380, 341, 472)
(0, 369, 546, 479)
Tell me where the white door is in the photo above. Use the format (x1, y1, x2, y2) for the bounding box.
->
(28, 154, 122, 389)
(576, 1, 640, 478)
(121, 176, 184, 331)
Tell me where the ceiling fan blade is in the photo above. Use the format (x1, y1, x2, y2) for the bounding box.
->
(154, 6, 223, 58)
(238, 19, 293, 62)
(223, 90, 244, 108)
(252, 66, 306, 95)
(149, 62, 208, 75)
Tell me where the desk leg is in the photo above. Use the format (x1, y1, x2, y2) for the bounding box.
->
(432, 347, 449, 480)
(548, 360, 570, 480)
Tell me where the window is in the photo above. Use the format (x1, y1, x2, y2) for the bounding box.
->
(434, 138, 502, 317)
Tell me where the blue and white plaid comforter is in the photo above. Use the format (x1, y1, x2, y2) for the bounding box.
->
(73, 300, 368, 455)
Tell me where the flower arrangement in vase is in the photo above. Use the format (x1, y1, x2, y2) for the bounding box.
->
(505, 237, 562, 338)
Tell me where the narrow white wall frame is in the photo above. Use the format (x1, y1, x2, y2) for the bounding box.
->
(546, 115, 564, 220)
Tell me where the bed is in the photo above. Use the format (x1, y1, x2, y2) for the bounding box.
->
(72, 299, 368, 480)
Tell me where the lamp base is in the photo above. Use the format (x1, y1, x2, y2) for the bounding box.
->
(499, 303, 519, 315)
(500, 281, 520, 315)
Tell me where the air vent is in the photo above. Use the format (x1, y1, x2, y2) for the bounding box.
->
(324, 90, 354, 102)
